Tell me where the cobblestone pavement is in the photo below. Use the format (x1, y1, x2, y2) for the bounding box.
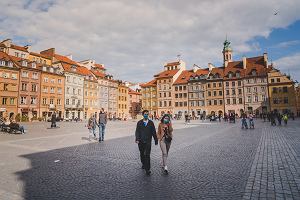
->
(1, 119, 300, 199)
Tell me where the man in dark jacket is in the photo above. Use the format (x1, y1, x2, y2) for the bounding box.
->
(135, 110, 158, 175)
(98, 108, 107, 142)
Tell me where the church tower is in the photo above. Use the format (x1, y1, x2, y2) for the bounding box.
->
(222, 38, 233, 65)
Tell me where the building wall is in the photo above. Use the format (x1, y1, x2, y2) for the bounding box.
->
(28, 54, 52, 65)
(224, 79, 245, 116)
(108, 80, 118, 118)
(117, 84, 129, 119)
(83, 79, 99, 119)
(268, 70, 296, 114)
(18, 67, 41, 119)
(98, 78, 109, 111)
(0, 67, 19, 120)
(206, 80, 224, 115)
(173, 84, 188, 117)
(40, 69, 65, 119)
(188, 81, 206, 117)
(64, 72, 84, 119)
(141, 86, 157, 117)
(243, 77, 269, 114)
(157, 78, 173, 116)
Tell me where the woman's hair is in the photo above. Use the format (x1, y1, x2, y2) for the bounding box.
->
(161, 114, 170, 123)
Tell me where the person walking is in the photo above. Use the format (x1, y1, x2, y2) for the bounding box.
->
(277, 113, 282, 126)
(87, 114, 97, 141)
(98, 108, 107, 142)
(283, 114, 288, 126)
(51, 112, 56, 128)
(157, 114, 173, 174)
(135, 110, 158, 176)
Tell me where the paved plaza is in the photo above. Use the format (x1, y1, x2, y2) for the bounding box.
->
(0, 119, 300, 199)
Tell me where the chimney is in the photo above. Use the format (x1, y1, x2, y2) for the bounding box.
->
(24, 45, 31, 52)
(40, 48, 55, 58)
(263, 53, 268, 67)
(2, 39, 12, 48)
(224, 60, 228, 68)
(208, 63, 215, 71)
(193, 64, 200, 73)
(243, 56, 247, 69)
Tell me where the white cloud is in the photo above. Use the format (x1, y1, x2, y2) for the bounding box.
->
(1, 0, 300, 82)
(274, 53, 300, 81)
(272, 40, 300, 48)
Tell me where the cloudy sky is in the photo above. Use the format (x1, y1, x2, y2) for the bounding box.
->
(1, 0, 300, 82)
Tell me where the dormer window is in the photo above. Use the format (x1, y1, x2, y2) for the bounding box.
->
(42, 66, 47, 71)
(8, 61, 13, 67)
(215, 73, 220, 78)
(50, 68, 54, 73)
(228, 72, 233, 78)
(251, 70, 257, 76)
(236, 71, 240, 78)
(22, 60, 27, 67)
(0, 60, 5, 66)
(71, 65, 77, 72)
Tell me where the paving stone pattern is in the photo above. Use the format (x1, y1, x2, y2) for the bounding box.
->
(1, 119, 300, 199)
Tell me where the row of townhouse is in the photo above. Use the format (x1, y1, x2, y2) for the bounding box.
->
(0, 39, 139, 121)
(141, 40, 297, 118)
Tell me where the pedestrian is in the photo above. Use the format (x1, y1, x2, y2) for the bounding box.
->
(283, 114, 288, 126)
(87, 114, 97, 141)
(51, 112, 56, 128)
(263, 113, 266, 122)
(157, 114, 173, 174)
(241, 113, 248, 129)
(270, 111, 276, 126)
(98, 108, 107, 142)
(135, 110, 158, 176)
(277, 113, 282, 126)
(218, 113, 222, 122)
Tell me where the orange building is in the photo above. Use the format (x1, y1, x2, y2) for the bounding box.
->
(0, 51, 19, 120)
(128, 88, 142, 119)
(140, 79, 158, 117)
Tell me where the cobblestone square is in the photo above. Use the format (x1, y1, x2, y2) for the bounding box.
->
(1, 119, 300, 199)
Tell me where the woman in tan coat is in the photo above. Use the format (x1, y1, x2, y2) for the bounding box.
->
(157, 114, 173, 174)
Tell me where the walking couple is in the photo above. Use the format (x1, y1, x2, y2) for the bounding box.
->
(87, 108, 107, 142)
(135, 110, 173, 176)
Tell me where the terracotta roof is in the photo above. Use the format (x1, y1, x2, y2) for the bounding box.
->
(91, 69, 106, 78)
(60, 63, 86, 76)
(30, 52, 51, 60)
(173, 70, 195, 85)
(94, 63, 105, 70)
(164, 61, 180, 67)
(54, 54, 78, 66)
(140, 79, 157, 87)
(128, 88, 141, 95)
(9, 55, 41, 69)
(210, 67, 225, 78)
(11, 44, 29, 52)
(154, 69, 179, 79)
(0, 52, 19, 68)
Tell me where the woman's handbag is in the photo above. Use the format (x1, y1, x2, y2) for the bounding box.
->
(163, 127, 172, 143)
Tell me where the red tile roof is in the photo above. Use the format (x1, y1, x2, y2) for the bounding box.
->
(140, 79, 157, 87)
(128, 88, 141, 95)
(30, 52, 51, 60)
(94, 63, 105, 70)
(91, 69, 106, 78)
(173, 70, 195, 85)
(0, 52, 19, 68)
(11, 44, 29, 52)
(54, 54, 78, 66)
(210, 67, 225, 78)
(154, 69, 179, 79)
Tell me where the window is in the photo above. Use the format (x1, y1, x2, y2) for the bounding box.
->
(10, 98, 15, 105)
(66, 99, 69, 105)
(11, 73, 17, 79)
(232, 89, 236, 95)
(32, 72, 38, 79)
(272, 88, 277, 94)
(50, 87, 55, 93)
(247, 87, 251, 93)
(15, 52, 19, 57)
(175, 94, 178, 98)
(175, 86, 178, 91)
(43, 86, 48, 93)
(226, 99, 230, 105)
(2, 97, 7, 105)
(32, 84, 37, 92)
(30, 97, 36, 104)
(214, 100, 217, 105)
(283, 87, 288, 93)
(219, 91, 222, 96)
(247, 96, 251, 103)
(238, 89, 242, 95)
(67, 76, 70, 82)
(3, 83, 8, 91)
(21, 83, 27, 91)
(254, 87, 257, 92)
(239, 98, 243, 104)
(261, 86, 265, 92)
(207, 83, 211, 88)
(277, 78, 280, 82)
(226, 90, 229, 95)
(236, 72, 240, 78)
(251, 70, 257, 76)
(58, 88, 62, 94)
(44, 77, 48, 83)
(226, 82, 229, 87)
(219, 100, 223, 105)
(22, 71, 28, 78)
(58, 79, 62, 84)
(232, 82, 235, 87)
(73, 88, 76, 95)
(67, 87, 70, 94)
(208, 100, 212, 106)
(72, 99, 75, 105)
(20, 96, 26, 104)
(78, 89, 81, 95)
(233, 98, 236, 104)
(238, 81, 242, 86)
(50, 79, 55, 84)
(271, 79, 274, 83)
(254, 96, 258, 102)
(213, 83, 216, 88)
(262, 95, 266, 102)
(284, 97, 288, 104)
(50, 98, 54, 105)
(208, 91, 211, 96)
(273, 98, 279, 104)
(213, 91, 217, 96)
(57, 99, 61, 105)
(219, 83, 222, 87)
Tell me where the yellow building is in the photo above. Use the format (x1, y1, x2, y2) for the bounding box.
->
(140, 79, 157, 118)
(295, 85, 300, 117)
(81, 67, 99, 119)
(39, 65, 65, 120)
(117, 81, 129, 120)
(29, 52, 52, 66)
(268, 68, 296, 114)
